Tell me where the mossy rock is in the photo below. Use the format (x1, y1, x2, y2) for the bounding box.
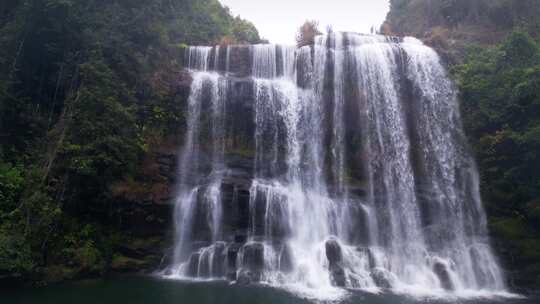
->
(41, 266, 77, 283)
(116, 236, 165, 258)
(128, 236, 163, 249)
(110, 254, 152, 273)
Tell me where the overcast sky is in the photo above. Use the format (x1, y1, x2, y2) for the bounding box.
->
(218, 0, 390, 44)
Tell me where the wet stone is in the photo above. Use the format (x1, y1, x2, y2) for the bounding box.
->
(242, 243, 265, 272)
(279, 245, 293, 273)
(325, 238, 343, 266)
(186, 252, 201, 277)
(357, 247, 377, 269)
(433, 261, 455, 291)
(211, 242, 227, 277)
(371, 268, 392, 289)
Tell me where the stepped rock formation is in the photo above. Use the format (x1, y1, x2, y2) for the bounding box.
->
(165, 33, 506, 296)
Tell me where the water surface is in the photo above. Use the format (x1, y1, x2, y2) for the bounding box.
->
(4, 276, 534, 304)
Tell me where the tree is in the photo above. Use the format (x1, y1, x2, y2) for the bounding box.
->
(0, 0, 262, 283)
(453, 32, 540, 287)
(296, 20, 322, 47)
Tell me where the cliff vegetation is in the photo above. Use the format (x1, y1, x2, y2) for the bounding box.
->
(0, 0, 259, 285)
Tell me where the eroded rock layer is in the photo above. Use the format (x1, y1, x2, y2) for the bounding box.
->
(166, 33, 506, 295)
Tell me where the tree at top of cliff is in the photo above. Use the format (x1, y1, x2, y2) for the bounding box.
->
(296, 20, 322, 48)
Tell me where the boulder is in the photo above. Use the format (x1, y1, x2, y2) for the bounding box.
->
(236, 269, 254, 285)
(329, 264, 347, 287)
(236, 241, 267, 284)
(227, 271, 237, 281)
(325, 238, 343, 266)
(371, 268, 392, 289)
(433, 261, 455, 290)
(325, 238, 347, 287)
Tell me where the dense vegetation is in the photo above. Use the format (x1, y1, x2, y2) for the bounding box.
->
(385, 1, 540, 291)
(383, 0, 540, 62)
(0, 0, 259, 284)
(385, 0, 540, 39)
(453, 32, 540, 289)
(1, 0, 538, 292)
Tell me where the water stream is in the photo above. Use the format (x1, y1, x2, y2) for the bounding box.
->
(165, 33, 508, 300)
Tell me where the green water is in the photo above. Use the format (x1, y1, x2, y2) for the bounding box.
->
(3, 276, 536, 304)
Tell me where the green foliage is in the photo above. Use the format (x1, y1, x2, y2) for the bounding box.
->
(0, 161, 23, 211)
(0, 162, 59, 277)
(61, 224, 106, 273)
(499, 31, 539, 67)
(232, 17, 260, 44)
(386, 0, 540, 39)
(385, 0, 540, 289)
(454, 32, 540, 283)
(59, 60, 141, 200)
(454, 32, 540, 214)
(0, 0, 260, 283)
(0, 227, 34, 275)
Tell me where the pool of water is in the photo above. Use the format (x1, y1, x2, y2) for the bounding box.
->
(3, 276, 536, 304)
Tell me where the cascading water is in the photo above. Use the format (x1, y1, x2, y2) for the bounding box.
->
(166, 33, 507, 299)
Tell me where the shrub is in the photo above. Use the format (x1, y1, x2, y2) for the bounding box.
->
(296, 20, 322, 47)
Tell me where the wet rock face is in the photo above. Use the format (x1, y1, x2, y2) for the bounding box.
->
(226, 243, 241, 281)
(218, 159, 253, 241)
(113, 150, 176, 238)
(186, 252, 201, 277)
(178, 70, 194, 93)
(225, 76, 256, 152)
(357, 247, 376, 269)
(226, 46, 252, 77)
(233, 242, 267, 284)
(107, 146, 179, 275)
(211, 242, 227, 277)
(171, 35, 506, 292)
(242, 242, 265, 274)
(279, 245, 293, 273)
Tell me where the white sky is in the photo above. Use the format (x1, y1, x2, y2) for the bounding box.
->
(219, 0, 390, 44)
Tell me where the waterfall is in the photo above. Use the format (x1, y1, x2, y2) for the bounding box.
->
(167, 33, 506, 298)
